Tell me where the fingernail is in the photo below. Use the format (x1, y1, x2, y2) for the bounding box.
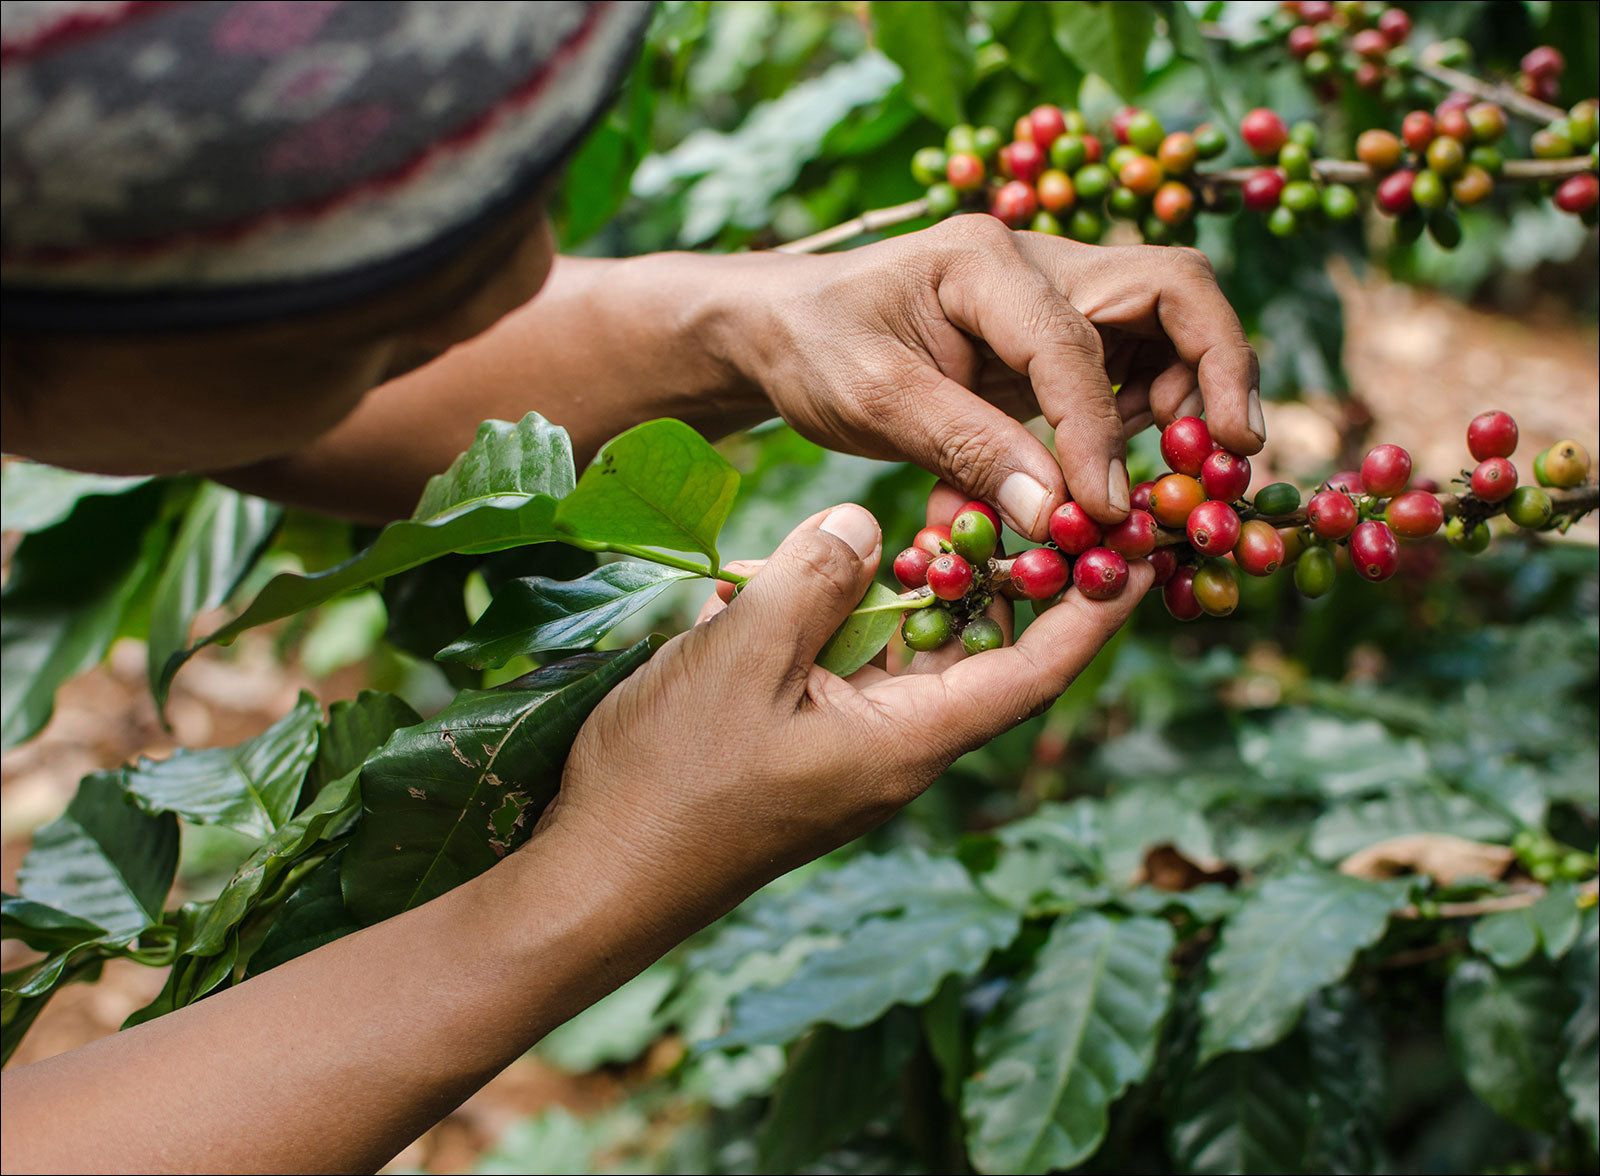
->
(999, 472, 1051, 536)
(1177, 390, 1204, 420)
(820, 503, 879, 558)
(1247, 388, 1266, 442)
(1108, 459, 1130, 514)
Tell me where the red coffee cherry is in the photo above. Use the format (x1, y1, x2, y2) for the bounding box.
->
(1193, 560, 1240, 616)
(1241, 108, 1289, 158)
(1401, 111, 1436, 153)
(1377, 7, 1411, 44)
(914, 524, 951, 554)
(1048, 501, 1103, 555)
(1307, 490, 1359, 539)
(1471, 457, 1518, 502)
(1234, 519, 1286, 576)
(1111, 105, 1140, 145)
(1242, 167, 1288, 211)
(1157, 131, 1198, 175)
(1361, 443, 1412, 496)
(1436, 107, 1472, 144)
(926, 553, 974, 600)
(1201, 449, 1252, 501)
(1037, 169, 1076, 213)
(1554, 174, 1600, 215)
(1151, 473, 1206, 527)
(1467, 410, 1518, 461)
(893, 546, 934, 589)
(990, 180, 1039, 228)
(1130, 480, 1156, 511)
(1153, 181, 1195, 226)
(947, 153, 985, 191)
(1349, 520, 1399, 582)
(1352, 28, 1388, 60)
(1385, 490, 1445, 539)
(1029, 104, 1068, 148)
(1353, 61, 1384, 93)
(1000, 140, 1046, 185)
(958, 500, 1002, 530)
(1324, 469, 1363, 495)
(1074, 547, 1130, 601)
(1521, 45, 1565, 80)
(1298, 0, 1333, 22)
(1376, 169, 1417, 214)
(1010, 546, 1070, 600)
(1160, 415, 1214, 476)
(1146, 546, 1179, 586)
(1103, 509, 1157, 558)
(1119, 155, 1165, 197)
(1163, 566, 1203, 621)
(1287, 24, 1318, 58)
(1187, 499, 1242, 556)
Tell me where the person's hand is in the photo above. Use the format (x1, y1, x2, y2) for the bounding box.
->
(729, 217, 1262, 537)
(539, 501, 1151, 933)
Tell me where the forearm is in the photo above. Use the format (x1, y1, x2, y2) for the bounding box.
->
(0, 823, 707, 1175)
(216, 252, 784, 523)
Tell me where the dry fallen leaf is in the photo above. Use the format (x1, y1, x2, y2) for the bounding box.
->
(1339, 833, 1514, 886)
(1133, 843, 1238, 891)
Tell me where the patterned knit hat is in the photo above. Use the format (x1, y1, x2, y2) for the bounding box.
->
(1, 0, 651, 331)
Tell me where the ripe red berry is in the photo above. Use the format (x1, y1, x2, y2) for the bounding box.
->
(1200, 449, 1252, 501)
(1349, 520, 1399, 582)
(1521, 46, 1565, 80)
(1193, 561, 1240, 616)
(1470, 457, 1518, 502)
(1029, 104, 1068, 148)
(1157, 132, 1198, 175)
(1466, 410, 1518, 461)
(893, 546, 934, 589)
(1152, 181, 1195, 225)
(1242, 168, 1288, 211)
(1130, 480, 1156, 511)
(927, 552, 974, 600)
(1161, 416, 1214, 476)
(1187, 499, 1242, 556)
(1298, 0, 1333, 22)
(1163, 566, 1203, 621)
(1401, 110, 1436, 153)
(1111, 105, 1140, 145)
(1151, 473, 1206, 528)
(1000, 140, 1046, 185)
(1352, 28, 1388, 60)
(1356, 129, 1403, 171)
(1353, 62, 1384, 93)
(1288, 24, 1318, 58)
(1554, 174, 1600, 215)
(1307, 489, 1359, 539)
(958, 501, 1002, 530)
(1048, 501, 1103, 555)
(1010, 546, 1070, 600)
(914, 524, 951, 555)
(1377, 7, 1411, 44)
(991, 180, 1039, 228)
(1385, 490, 1444, 539)
(1103, 509, 1157, 558)
(1241, 108, 1289, 158)
(1376, 169, 1417, 214)
(947, 153, 985, 191)
(1119, 155, 1165, 196)
(1074, 547, 1130, 601)
(1361, 443, 1412, 496)
(1437, 106, 1472, 143)
(1324, 470, 1363, 495)
(1147, 546, 1179, 586)
(1234, 519, 1286, 576)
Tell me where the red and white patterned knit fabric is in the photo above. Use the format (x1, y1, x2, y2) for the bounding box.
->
(1, 0, 651, 331)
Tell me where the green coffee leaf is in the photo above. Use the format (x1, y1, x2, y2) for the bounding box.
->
(1198, 871, 1407, 1063)
(2, 953, 102, 1065)
(1560, 910, 1598, 1153)
(537, 959, 680, 1072)
(1240, 712, 1433, 798)
(302, 690, 422, 805)
(16, 772, 179, 944)
(0, 461, 151, 534)
(1051, 1, 1155, 101)
(413, 414, 577, 520)
(438, 562, 692, 669)
(868, 1, 971, 127)
(146, 482, 282, 708)
(1469, 883, 1581, 969)
(342, 639, 661, 924)
(246, 853, 361, 977)
(1445, 957, 1574, 1132)
(964, 912, 1174, 1174)
(1, 895, 107, 953)
(122, 693, 323, 839)
(555, 419, 739, 566)
(816, 583, 921, 678)
(1309, 786, 1512, 862)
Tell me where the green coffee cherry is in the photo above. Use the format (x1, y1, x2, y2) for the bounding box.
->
(973, 126, 1003, 159)
(950, 509, 999, 564)
(1074, 164, 1113, 201)
(1505, 486, 1553, 529)
(902, 605, 956, 652)
(1290, 120, 1319, 152)
(1193, 124, 1228, 159)
(1109, 185, 1145, 219)
(1068, 208, 1105, 241)
(945, 124, 978, 156)
(1446, 516, 1490, 553)
(1141, 214, 1174, 244)
(1127, 110, 1165, 153)
(1561, 852, 1594, 880)
(960, 616, 1005, 655)
(1294, 546, 1336, 597)
(1412, 169, 1448, 211)
(1051, 134, 1088, 173)
(1533, 448, 1552, 487)
(1254, 482, 1302, 516)
(925, 183, 960, 218)
(1322, 183, 1359, 221)
(1279, 142, 1313, 180)
(1468, 145, 1503, 175)
(911, 146, 948, 186)
(1282, 181, 1321, 214)
(1268, 206, 1300, 237)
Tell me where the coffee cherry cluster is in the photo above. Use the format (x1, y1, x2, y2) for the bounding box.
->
(1274, 0, 1418, 103)
(1238, 107, 1362, 237)
(1512, 829, 1599, 885)
(1517, 44, 1567, 106)
(889, 410, 1594, 652)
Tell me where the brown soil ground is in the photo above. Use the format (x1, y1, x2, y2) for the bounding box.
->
(3, 270, 1597, 1173)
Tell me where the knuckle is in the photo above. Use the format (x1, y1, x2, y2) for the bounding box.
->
(933, 422, 1008, 489)
(1169, 246, 1216, 280)
(787, 532, 861, 603)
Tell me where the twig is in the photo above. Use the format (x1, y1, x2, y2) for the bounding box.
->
(1410, 54, 1567, 125)
(774, 197, 930, 254)
(1395, 877, 1598, 920)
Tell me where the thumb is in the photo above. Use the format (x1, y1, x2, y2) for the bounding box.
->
(715, 503, 882, 685)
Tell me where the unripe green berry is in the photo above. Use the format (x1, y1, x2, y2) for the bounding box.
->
(1193, 123, 1228, 159)
(973, 126, 1004, 159)
(1127, 110, 1166, 153)
(1268, 205, 1300, 237)
(1561, 852, 1595, 879)
(902, 605, 956, 652)
(1412, 169, 1448, 211)
(1074, 163, 1112, 201)
(1531, 859, 1559, 883)
(1068, 207, 1105, 240)
(1294, 546, 1337, 597)
(1030, 210, 1064, 236)
(1533, 448, 1552, 487)
(1304, 49, 1334, 79)
(1282, 180, 1321, 214)
(925, 183, 960, 218)
(1570, 100, 1599, 150)
(1433, 38, 1471, 67)
(1050, 134, 1088, 173)
(1322, 183, 1359, 221)
(1279, 141, 1313, 180)
(1445, 516, 1490, 554)
(945, 124, 978, 156)
(1505, 486, 1553, 529)
(1290, 120, 1320, 152)
(1468, 145, 1503, 175)
(912, 146, 949, 186)
(1109, 185, 1145, 219)
(1141, 214, 1174, 244)
(1254, 482, 1302, 516)
(951, 509, 999, 564)
(960, 616, 1004, 655)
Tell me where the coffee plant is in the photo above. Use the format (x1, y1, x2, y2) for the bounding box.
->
(3, 3, 1598, 1174)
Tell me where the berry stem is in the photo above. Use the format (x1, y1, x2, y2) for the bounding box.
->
(1394, 877, 1598, 920)
(775, 197, 932, 255)
(594, 542, 749, 586)
(1409, 52, 1567, 125)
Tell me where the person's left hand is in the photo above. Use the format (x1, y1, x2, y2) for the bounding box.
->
(724, 217, 1262, 539)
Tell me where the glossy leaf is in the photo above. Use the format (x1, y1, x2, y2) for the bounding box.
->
(122, 693, 323, 839)
(1240, 712, 1433, 798)
(964, 912, 1174, 1174)
(868, 1, 971, 127)
(412, 413, 576, 520)
(246, 854, 361, 977)
(1309, 787, 1512, 862)
(757, 1010, 920, 1174)
(301, 690, 422, 806)
(1199, 871, 1406, 1063)
(0, 461, 151, 534)
(342, 639, 661, 924)
(1, 481, 165, 749)
(555, 419, 739, 566)
(438, 562, 692, 669)
(2, 953, 101, 1065)
(1445, 958, 1573, 1132)
(146, 482, 282, 708)
(1469, 882, 1580, 969)
(1052, 1, 1155, 100)
(1, 895, 106, 953)
(715, 852, 1019, 1048)
(16, 772, 179, 944)
(816, 583, 922, 679)
(1560, 910, 1599, 1153)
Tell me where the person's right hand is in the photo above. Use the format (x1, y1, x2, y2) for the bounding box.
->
(537, 500, 1152, 935)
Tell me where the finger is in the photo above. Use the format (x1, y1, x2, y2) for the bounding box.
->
(926, 481, 973, 528)
(1149, 362, 1201, 426)
(711, 503, 882, 690)
(1115, 383, 1151, 424)
(935, 217, 1127, 528)
(1018, 238, 1263, 454)
(713, 560, 766, 604)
